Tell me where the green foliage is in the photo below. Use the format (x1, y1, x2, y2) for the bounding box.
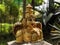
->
(0, 23, 15, 45)
(26, 0, 32, 4)
(27, 0, 43, 5)
(4, 0, 14, 5)
(0, 23, 13, 34)
(0, 0, 19, 23)
(35, 0, 43, 5)
(54, 3, 60, 10)
(0, 4, 5, 13)
(10, 5, 19, 17)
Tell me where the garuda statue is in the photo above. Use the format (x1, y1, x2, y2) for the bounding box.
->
(13, 4, 43, 43)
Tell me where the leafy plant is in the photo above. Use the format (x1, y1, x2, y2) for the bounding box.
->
(0, 23, 13, 34)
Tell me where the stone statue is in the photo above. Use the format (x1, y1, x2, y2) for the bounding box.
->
(7, 4, 52, 45)
(13, 4, 43, 43)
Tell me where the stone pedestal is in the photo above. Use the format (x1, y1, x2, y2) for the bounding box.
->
(7, 40, 52, 45)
